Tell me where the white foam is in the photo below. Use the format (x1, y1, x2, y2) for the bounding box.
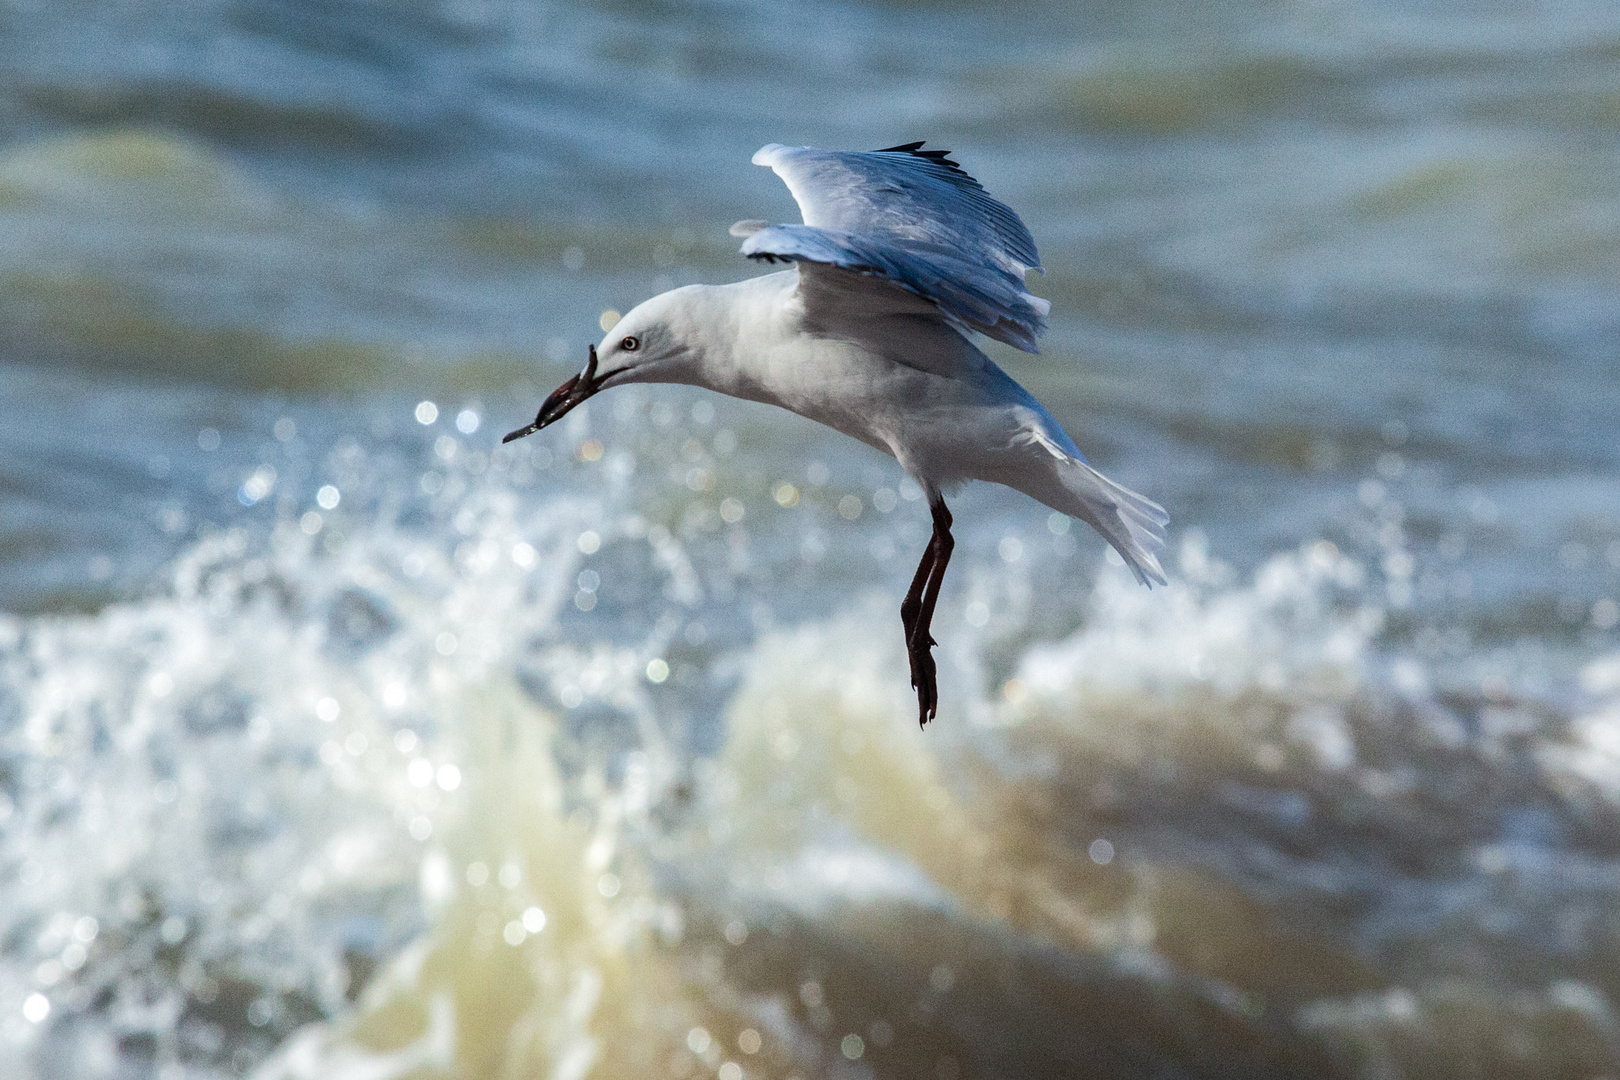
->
(1025, 538, 1373, 701)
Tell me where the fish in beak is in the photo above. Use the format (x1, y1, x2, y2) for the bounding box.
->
(503, 344, 608, 443)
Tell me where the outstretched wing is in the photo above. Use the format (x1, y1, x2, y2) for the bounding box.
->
(741, 142, 1050, 352)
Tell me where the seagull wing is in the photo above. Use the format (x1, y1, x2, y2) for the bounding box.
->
(742, 143, 1051, 352)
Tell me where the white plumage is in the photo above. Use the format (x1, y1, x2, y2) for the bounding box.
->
(506, 142, 1167, 725)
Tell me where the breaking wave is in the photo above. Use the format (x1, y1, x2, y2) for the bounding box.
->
(2, 419, 1617, 1080)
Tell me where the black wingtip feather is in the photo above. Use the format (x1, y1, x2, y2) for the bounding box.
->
(875, 140, 965, 173)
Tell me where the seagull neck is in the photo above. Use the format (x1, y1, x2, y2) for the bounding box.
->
(643, 273, 795, 399)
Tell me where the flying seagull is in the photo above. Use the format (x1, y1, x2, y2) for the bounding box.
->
(506, 142, 1167, 726)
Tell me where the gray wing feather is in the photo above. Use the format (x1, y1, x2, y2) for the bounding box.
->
(748, 143, 1050, 352)
(741, 224, 1049, 352)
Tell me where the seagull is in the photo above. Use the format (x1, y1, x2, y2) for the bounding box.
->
(506, 142, 1167, 726)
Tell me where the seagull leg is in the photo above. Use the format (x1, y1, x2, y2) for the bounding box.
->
(901, 541, 937, 707)
(900, 538, 936, 664)
(904, 494, 954, 727)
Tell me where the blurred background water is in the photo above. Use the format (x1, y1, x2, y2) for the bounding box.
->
(2, 0, 1619, 1077)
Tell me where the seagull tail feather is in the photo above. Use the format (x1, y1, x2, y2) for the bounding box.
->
(1040, 457, 1169, 587)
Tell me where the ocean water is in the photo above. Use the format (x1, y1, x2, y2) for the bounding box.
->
(2, 1, 1619, 1077)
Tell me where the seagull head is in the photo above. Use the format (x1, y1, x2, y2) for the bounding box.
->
(504, 289, 701, 443)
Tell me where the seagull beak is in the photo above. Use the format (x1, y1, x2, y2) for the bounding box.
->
(503, 344, 607, 443)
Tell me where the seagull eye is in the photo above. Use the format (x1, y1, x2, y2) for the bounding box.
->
(620, 336, 640, 352)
